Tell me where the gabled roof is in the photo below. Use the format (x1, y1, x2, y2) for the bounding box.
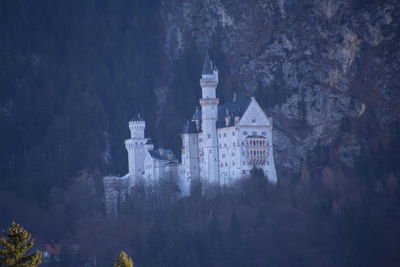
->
(216, 97, 252, 128)
(148, 149, 177, 162)
(182, 120, 198, 134)
(145, 139, 153, 145)
(44, 244, 61, 256)
(191, 97, 252, 129)
(192, 106, 201, 120)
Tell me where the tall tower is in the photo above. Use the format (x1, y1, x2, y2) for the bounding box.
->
(125, 113, 148, 184)
(199, 51, 220, 184)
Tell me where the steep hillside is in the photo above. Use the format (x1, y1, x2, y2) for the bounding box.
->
(160, 0, 400, 180)
(0, 0, 399, 203)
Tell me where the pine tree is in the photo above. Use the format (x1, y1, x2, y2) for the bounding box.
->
(0, 222, 42, 267)
(114, 251, 133, 267)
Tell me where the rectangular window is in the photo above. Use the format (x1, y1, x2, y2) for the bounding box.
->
(252, 131, 257, 135)
(252, 118, 256, 123)
(223, 133, 226, 137)
(232, 132, 235, 136)
(261, 131, 266, 136)
(207, 134, 211, 139)
(243, 131, 248, 135)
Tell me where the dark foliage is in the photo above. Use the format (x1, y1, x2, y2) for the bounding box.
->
(34, 170, 400, 267)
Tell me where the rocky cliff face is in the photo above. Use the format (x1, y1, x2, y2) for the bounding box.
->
(156, 0, 400, 179)
(0, 1, 399, 202)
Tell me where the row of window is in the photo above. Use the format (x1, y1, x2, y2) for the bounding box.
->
(126, 142, 145, 148)
(247, 150, 266, 156)
(247, 140, 266, 146)
(219, 131, 235, 138)
(242, 131, 267, 136)
(217, 131, 267, 138)
(247, 158, 268, 165)
(219, 142, 236, 148)
(221, 152, 236, 158)
(220, 160, 248, 168)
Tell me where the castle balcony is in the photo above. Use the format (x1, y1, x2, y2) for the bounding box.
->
(199, 98, 219, 106)
(245, 135, 268, 166)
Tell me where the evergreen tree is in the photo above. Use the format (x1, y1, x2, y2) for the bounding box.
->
(114, 251, 133, 267)
(0, 222, 42, 267)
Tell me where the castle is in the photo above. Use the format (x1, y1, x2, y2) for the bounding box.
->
(104, 52, 277, 215)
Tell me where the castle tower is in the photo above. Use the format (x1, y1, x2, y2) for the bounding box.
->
(181, 121, 200, 194)
(125, 113, 148, 185)
(199, 51, 220, 184)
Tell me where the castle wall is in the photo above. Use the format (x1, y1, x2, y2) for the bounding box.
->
(217, 126, 241, 184)
(104, 56, 279, 217)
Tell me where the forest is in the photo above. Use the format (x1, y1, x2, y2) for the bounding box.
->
(2, 165, 400, 266)
(1, 0, 400, 266)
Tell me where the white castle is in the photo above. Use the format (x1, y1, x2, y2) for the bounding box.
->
(104, 52, 277, 215)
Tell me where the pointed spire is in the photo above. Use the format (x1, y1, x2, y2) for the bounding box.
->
(202, 50, 213, 75)
(130, 112, 143, 121)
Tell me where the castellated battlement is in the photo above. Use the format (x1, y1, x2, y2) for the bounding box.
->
(129, 120, 145, 127)
(200, 73, 218, 85)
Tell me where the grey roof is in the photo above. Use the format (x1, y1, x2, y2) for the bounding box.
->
(130, 112, 144, 121)
(145, 139, 153, 145)
(191, 97, 252, 129)
(148, 149, 177, 162)
(182, 120, 198, 134)
(192, 106, 201, 120)
(202, 51, 213, 75)
(217, 97, 252, 128)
